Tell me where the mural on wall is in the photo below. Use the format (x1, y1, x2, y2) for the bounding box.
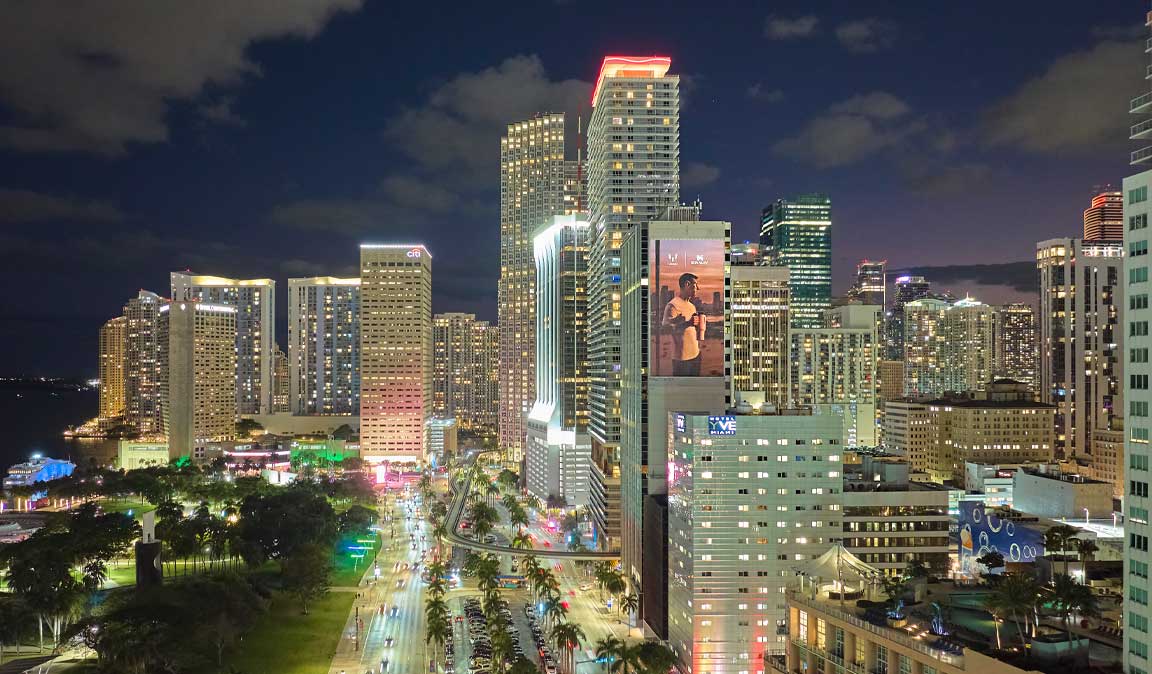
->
(958, 501, 1043, 574)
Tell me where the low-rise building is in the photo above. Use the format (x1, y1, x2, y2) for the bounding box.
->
(1012, 465, 1114, 520)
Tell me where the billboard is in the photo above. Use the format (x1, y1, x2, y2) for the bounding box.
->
(958, 502, 1044, 574)
(650, 239, 725, 377)
(708, 416, 736, 435)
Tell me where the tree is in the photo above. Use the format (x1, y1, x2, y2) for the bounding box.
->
(1049, 573, 1098, 663)
(905, 558, 930, 579)
(549, 622, 586, 674)
(634, 641, 678, 674)
(992, 572, 1042, 652)
(512, 532, 534, 550)
(560, 513, 579, 534)
(509, 657, 541, 674)
(620, 592, 639, 621)
(331, 423, 356, 440)
(976, 550, 1005, 575)
(281, 543, 331, 614)
(236, 487, 337, 565)
(338, 504, 377, 534)
(1043, 524, 1080, 575)
(235, 418, 264, 437)
(594, 636, 627, 673)
(497, 469, 520, 491)
(1075, 538, 1099, 566)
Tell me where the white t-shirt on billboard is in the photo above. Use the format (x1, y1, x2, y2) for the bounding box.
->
(662, 297, 701, 361)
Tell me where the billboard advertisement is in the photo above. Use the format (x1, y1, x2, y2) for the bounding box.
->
(650, 239, 725, 377)
(958, 502, 1044, 574)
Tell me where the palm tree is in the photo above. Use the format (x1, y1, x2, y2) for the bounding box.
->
(993, 572, 1041, 651)
(512, 532, 534, 550)
(475, 554, 502, 592)
(502, 494, 520, 512)
(549, 622, 586, 674)
(542, 594, 569, 628)
(509, 507, 530, 534)
(1049, 573, 1099, 662)
(983, 593, 1005, 650)
(634, 641, 677, 674)
(525, 493, 542, 512)
(486, 482, 501, 507)
(432, 520, 449, 554)
(1044, 524, 1080, 575)
(594, 636, 626, 672)
(1075, 538, 1099, 567)
(620, 592, 639, 622)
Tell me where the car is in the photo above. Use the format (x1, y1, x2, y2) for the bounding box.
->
(381, 660, 390, 672)
(390, 606, 399, 618)
(455, 615, 465, 623)
(396, 579, 404, 589)
(579, 583, 592, 591)
(385, 637, 394, 648)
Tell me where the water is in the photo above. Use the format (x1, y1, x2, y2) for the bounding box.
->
(0, 387, 118, 472)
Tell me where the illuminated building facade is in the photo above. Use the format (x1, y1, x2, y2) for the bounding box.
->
(359, 244, 433, 462)
(729, 266, 790, 407)
(499, 113, 578, 464)
(527, 215, 591, 507)
(847, 259, 885, 307)
(884, 275, 930, 360)
(158, 301, 237, 459)
(760, 194, 831, 330)
(994, 303, 1037, 389)
(287, 277, 360, 415)
(1036, 238, 1123, 459)
(1083, 188, 1123, 241)
(98, 316, 127, 421)
(587, 55, 681, 513)
(433, 312, 499, 439)
(789, 305, 881, 447)
(667, 409, 844, 672)
(903, 297, 995, 398)
(272, 345, 289, 413)
(123, 290, 164, 435)
(170, 273, 275, 415)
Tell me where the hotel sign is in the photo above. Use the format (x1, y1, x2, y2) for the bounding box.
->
(708, 416, 736, 436)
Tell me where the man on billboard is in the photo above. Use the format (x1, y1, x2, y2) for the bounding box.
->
(661, 272, 707, 376)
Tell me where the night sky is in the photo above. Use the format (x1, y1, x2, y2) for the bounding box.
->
(0, 1, 1142, 376)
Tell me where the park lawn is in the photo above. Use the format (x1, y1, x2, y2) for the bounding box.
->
(99, 498, 156, 519)
(220, 590, 355, 674)
(331, 531, 381, 587)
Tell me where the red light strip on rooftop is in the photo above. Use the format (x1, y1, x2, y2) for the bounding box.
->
(591, 56, 672, 105)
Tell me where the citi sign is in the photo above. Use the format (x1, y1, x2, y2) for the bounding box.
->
(406, 248, 423, 258)
(708, 415, 737, 436)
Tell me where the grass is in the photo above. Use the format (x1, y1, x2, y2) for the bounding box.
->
(99, 497, 156, 519)
(218, 589, 356, 674)
(332, 531, 382, 587)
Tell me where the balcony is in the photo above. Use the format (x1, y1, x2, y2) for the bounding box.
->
(1132, 91, 1152, 115)
(1134, 119, 1152, 141)
(1133, 146, 1152, 166)
(1148, 64, 1152, 80)
(1147, 36, 1152, 53)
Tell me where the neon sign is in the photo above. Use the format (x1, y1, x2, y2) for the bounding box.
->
(407, 248, 423, 258)
(708, 416, 736, 436)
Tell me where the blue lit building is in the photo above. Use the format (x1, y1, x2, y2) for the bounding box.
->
(3, 456, 75, 498)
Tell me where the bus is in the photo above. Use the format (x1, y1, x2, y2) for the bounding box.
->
(497, 574, 526, 589)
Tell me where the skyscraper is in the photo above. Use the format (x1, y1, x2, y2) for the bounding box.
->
(1083, 188, 1123, 241)
(123, 290, 163, 435)
(287, 276, 360, 415)
(271, 345, 289, 413)
(587, 55, 680, 517)
(994, 303, 1038, 388)
(848, 259, 886, 307)
(903, 297, 995, 397)
(499, 113, 577, 464)
(433, 313, 499, 439)
(158, 301, 237, 459)
(789, 304, 882, 447)
(170, 273, 275, 415)
(760, 194, 832, 329)
(884, 275, 930, 360)
(729, 266, 790, 407)
(359, 244, 433, 462)
(1124, 31, 1152, 669)
(1037, 238, 1123, 459)
(620, 211, 728, 634)
(98, 316, 127, 421)
(526, 215, 590, 507)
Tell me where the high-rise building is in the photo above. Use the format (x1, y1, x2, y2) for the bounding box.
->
(123, 290, 163, 435)
(847, 259, 886, 307)
(499, 113, 579, 464)
(287, 277, 360, 415)
(359, 244, 433, 462)
(620, 212, 728, 635)
(1083, 188, 1123, 241)
(994, 303, 1037, 388)
(433, 313, 499, 440)
(157, 301, 237, 459)
(98, 316, 127, 421)
(667, 407, 845, 668)
(760, 194, 832, 329)
(170, 273, 275, 415)
(884, 275, 930, 360)
(587, 55, 681, 520)
(1125, 42, 1152, 666)
(789, 304, 882, 447)
(272, 345, 289, 413)
(903, 297, 995, 397)
(1037, 238, 1123, 459)
(526, 215, 591, 507)
(729, 266, 789, 407)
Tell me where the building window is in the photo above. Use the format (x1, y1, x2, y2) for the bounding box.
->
(1134, 213, 1150, 231)
(1132, 186, 1149, 204)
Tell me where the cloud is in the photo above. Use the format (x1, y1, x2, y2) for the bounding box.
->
(0, 0, 362, 155)
(901, 162, 992, 196)
(773, 92, 919, 168)
(198, 97, 246, 127)
(765, 15, 819, 40)
(382, 55, 589, 189)
(0, 188, 124, 224)
(984, 39, 1144, 153)
(682, 162, 721, 189)
(835, 19, 898, 53)
(902, 262, 1037, 294)
(746, 84, 785, 102)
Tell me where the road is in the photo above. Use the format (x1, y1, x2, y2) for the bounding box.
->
(329, 488, 432, 674)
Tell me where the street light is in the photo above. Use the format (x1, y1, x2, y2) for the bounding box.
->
(1084, 507, 1090, 524)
